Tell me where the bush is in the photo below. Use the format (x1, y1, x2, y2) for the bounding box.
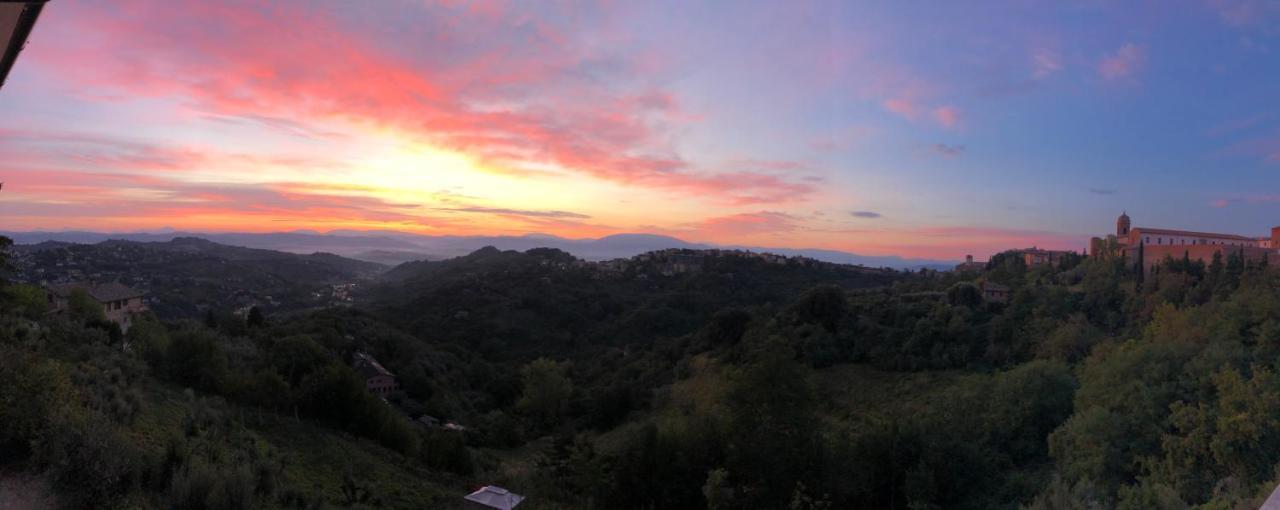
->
(167, 329, 229, 393)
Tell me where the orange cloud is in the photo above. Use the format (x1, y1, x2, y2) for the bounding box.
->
(25, 1, 814, 206)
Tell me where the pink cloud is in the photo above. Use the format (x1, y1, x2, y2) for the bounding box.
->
(1208, 194, 1280, 208)
(1204, 113, 1271, 137)
(933, 106, 961, 129)
(1031, 48, 1063, 79)
(694, 211, 801, 239)
(883, 98, 920, 120)
(1098, 43, 1146, 80)
(1220, 132, 1280, 163)
(22, 1, 815, 206)
(1205, 0, 1280, 26)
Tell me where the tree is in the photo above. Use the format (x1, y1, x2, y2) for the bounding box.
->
(0, 348, 74, 461)
(701, 308, 753, 347)
(789, 286, 847, 333)
(166, 329, 228, 393)
(268, 335, 331, 387)
(517, 358, 573, 428)
(246, 306, 265, 328)
(1134, 242, 1145, 286)
(2, 283, 48, 319)
(724, 338, 820, 507)
(0, 235, 11, 284)
(946, 282, 983, 308)
(68, 288, 106, 323)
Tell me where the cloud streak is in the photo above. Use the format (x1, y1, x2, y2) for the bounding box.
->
(436, 207, 591, 219)
(932, 143, 966, 157)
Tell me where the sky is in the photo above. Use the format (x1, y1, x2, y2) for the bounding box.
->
(3, 0, 1280, 259)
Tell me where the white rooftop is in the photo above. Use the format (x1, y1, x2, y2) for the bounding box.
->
(464, 486, 524, 509)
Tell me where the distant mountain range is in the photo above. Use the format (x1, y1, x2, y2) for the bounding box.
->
(1, 230, 957, 270)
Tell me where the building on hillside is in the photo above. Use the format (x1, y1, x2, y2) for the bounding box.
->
(416, 415, 441, 428)
(1018, 248, 1075, 267)
(352, 352, 399, 397)
(955, 255, 986, 272)
(982, 281, 1010, 303)
(46, 281, 147, 332)
(1090, 212, 1280, 274)
(464, 486, 525, 510)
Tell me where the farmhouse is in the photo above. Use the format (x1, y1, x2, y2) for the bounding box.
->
(352, 351, 399, 396)
(46, 281, 147, 332)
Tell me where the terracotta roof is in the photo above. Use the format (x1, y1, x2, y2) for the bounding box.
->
(47, 282, 144, 302)
(1131, 227, 1256, 242)
(352, 352, 394, 379)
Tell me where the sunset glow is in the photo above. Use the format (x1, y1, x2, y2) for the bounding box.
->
(5, 1, 1280, 259)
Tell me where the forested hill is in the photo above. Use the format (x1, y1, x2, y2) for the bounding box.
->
(370, 247, 903, 360)
(10, 237, 385, 317)
(8, 236, 1280, 508)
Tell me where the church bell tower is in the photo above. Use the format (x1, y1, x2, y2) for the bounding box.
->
(1117, 211, 1131, 238)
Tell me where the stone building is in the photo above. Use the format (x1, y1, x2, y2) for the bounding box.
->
(352, 352, 399, 397)
(1091, 213, 1280, 274)
(1017, 248, 1075, 267)
(46, 281, 147, 332)
(955, 255, 986, 272)
(982, 281, 1010, 303)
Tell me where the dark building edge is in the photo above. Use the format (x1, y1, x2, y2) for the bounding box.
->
(0, 0, 47, 90)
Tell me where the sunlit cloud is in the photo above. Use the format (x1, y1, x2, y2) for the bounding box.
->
(18, 1, 816, 210)
(1098, 43, 1146, 80)
(933, 106, 961, 129)
(436, 207, 592, 220)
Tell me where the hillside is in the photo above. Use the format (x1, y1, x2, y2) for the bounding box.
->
(372, 247, 903, 360)
(9, 238, 385, 318)
(5, 237, 1280, 509)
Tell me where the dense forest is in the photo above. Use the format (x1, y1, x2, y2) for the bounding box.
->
(4, 234, 1280, 509)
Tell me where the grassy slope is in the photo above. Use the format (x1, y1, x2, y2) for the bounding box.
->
(130, 382, 471, 509)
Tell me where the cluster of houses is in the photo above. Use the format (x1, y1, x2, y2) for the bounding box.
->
(952, 248, 1075, 304)
(954, 247, 1078, 274)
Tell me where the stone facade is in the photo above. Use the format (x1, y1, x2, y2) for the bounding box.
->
(46, 281, 147, 332)
(1091, 213, 1280, 274)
